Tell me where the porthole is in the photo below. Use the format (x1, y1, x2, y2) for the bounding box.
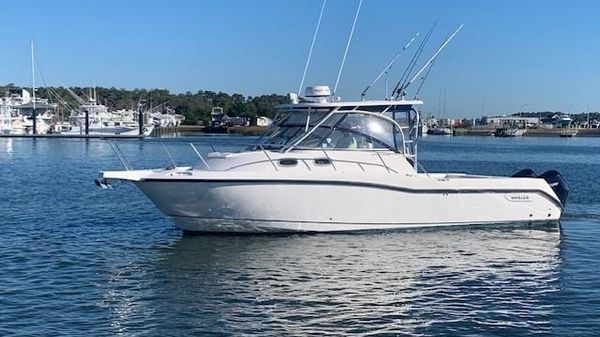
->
(314, 158, 331, 165)
(279, 158, 298, 166)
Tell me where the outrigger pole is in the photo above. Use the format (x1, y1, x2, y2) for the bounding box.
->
(333, 0, 363, 96)
(298, 0, 327, 95)
(360, 32, 420, 100)
(395, 23, 463, 99)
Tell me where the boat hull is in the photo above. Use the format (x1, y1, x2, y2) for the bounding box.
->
(133, 179, 563, 233)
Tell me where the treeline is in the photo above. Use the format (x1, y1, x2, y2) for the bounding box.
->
(1, 84, 290, 124)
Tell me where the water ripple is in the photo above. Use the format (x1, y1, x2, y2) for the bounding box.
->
(0, 137, 599, 336)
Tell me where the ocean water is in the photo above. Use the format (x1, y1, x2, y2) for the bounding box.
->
(0, 135, 598, 336)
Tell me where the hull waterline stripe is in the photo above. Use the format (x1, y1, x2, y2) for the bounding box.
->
(166, 214, 561, 226)
(138, 178, 564, 210)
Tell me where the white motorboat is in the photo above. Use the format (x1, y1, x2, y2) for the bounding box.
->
(427, 126, 453, 135)
(63, 99, 154, 136)
(97, 85, 568, 233)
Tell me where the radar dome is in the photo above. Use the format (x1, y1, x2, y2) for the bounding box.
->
(305, 86, 331, 103)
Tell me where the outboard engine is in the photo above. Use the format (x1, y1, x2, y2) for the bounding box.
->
(94, 178, 113, 190)
(539, 170, 569, 206)
(512, 168, 537, 178)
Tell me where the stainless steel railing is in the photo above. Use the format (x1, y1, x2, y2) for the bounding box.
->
(105, 138, 402, 174)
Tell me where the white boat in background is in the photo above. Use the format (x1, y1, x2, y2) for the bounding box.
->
(0, 99, 14, 134)
(494, 127, 525, 137)
(97, 85, 568, 233)
(427, 126, 453, 135)
(63, 98, 154, 136)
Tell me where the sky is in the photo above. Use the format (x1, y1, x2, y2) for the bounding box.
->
(2, 0, 600, 117)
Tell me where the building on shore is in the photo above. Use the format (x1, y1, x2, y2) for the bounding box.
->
(485, 116, 540, 128)
(256, 116, 272, 127)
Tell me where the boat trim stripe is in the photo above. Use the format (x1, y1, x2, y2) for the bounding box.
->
(166, 214, 559, 226)
(138, 178, 564, 210)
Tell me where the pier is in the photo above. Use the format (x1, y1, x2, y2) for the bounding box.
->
(0, 133, 144, 139)
(451, 127, 600, 137)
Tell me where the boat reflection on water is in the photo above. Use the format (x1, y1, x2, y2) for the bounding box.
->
(101, 224, 561, 335)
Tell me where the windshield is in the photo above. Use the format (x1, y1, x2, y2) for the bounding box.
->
(258, 109, 330, 148)
(257, 109, 403, 152)
(296, 113, 400, 151)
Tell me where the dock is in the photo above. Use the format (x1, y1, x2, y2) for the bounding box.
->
(0, 134, 144, 139)
(452, 127, 600, 137)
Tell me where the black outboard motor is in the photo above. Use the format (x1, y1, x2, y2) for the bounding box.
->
(512, 168, 537, 178)
(539, 170, 569, 206)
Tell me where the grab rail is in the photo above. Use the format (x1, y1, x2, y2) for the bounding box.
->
(107, 139, 132, 170)
(189, 143, 210, 170)
(259, 144, 278, 172)
(223, 155, 399, 174)
(103, 138, 401, 175)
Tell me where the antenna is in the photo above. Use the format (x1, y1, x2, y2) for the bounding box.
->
(360, 32, 419, 100)
(395, 23, 464, 99)
(298, 0, 327, 95)
(333, 0, 363, 96)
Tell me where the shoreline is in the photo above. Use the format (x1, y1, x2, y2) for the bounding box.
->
(449, 127, 600, 137)
(2, 126, 599, 138)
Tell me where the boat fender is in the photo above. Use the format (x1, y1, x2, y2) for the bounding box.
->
(539, 170, 569, 206)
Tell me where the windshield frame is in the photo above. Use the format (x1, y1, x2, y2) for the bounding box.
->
(255, 106, 409, 154)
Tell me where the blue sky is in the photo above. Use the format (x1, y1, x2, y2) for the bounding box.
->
(1, 0, 600, 117)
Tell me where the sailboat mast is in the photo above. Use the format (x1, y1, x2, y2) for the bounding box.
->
(31, 40, 37, 134)
(443, 89, 447, 116)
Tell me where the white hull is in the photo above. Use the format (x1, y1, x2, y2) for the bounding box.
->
(132, 177, 562, 233)
(99, 97, 567, 234)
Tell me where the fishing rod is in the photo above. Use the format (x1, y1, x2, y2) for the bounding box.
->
(395, 23, 464, 99)
(391, 21, 437, 100)
(413, 54, 437, 99)
(360, 32, 419, 100)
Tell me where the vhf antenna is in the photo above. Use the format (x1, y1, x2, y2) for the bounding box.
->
(360, 32, 420, 100)
(395, 23, 464, 99)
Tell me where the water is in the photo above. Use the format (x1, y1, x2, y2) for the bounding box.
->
(0, 136, 598, 336)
